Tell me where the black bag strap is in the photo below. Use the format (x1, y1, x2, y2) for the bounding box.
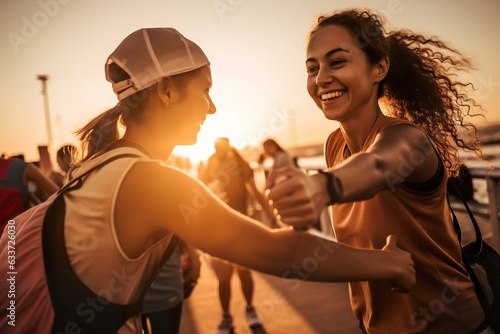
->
(447, 179, 482, 252)
(43, 151, 179, 333)
(446, 179, 493, 325)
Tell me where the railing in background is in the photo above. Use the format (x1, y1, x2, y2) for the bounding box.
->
(453, 167, 500, 252)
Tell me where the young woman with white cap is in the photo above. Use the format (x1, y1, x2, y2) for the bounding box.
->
(0, 27, 415, 334)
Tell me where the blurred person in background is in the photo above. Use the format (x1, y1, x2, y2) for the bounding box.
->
(199, 137, 279, 333)
(262, 138, 295, 170)
(0, 155, 58, 235)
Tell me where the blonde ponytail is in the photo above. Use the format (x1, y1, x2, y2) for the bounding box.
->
(75, 105, 122, 162)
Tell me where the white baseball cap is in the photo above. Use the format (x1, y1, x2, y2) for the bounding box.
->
(105, 28, 210, 101)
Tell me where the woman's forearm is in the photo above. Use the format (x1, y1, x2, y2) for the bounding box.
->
(270, 230, 410, 284)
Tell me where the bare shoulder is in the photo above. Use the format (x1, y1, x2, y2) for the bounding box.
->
(378, 123, 427, 140)
(375, 123, 439, 181)
(118, 160, 213, 224)
(374, 123, 432, 152)
(123, 160, 205, 199)
(117, 159, 247, 250)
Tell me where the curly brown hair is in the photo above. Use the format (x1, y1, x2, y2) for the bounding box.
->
(309, 9, 486, 175)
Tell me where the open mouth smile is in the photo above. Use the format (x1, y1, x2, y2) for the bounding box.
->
(320, 90, 346, 101)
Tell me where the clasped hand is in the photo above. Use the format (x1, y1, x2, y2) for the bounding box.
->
(267, 169, 416, 292)
(266, 166, 329, 229)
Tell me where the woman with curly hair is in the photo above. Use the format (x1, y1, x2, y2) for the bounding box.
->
(267, 8, 492, 334)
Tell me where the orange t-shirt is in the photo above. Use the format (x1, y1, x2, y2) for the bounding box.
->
(325, 115, 484, 333)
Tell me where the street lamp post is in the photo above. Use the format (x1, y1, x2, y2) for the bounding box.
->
(37, 74, 53, 149)
(37, 74, 54, 174)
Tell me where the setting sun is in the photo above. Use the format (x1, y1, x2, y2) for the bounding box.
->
(173, 109, 246, 165)
(173, 70, 273, 165)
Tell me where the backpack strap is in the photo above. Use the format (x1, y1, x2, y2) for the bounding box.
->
(446, 179, 493, 326)
(43, 152, 179, 333)
(447, 179, 482, 252)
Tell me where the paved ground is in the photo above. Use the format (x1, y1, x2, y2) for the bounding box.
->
(180, 254, 358, 334)
(178, 210, 494, 334)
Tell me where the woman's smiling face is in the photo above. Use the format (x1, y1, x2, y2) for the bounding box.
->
(306, 25, 383, 122)
(164, 65, 216, 145)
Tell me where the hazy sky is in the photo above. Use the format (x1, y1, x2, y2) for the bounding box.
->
(1, 0, 499, 163)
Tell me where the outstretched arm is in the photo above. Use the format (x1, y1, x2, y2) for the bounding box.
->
(23, 163, 59, 197)
(118, 162, 415, 291)
(266, 124, 440, 227)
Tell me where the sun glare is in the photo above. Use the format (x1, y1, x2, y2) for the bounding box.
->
(172, 112, 245, 167)
(173, 76, 267, 167)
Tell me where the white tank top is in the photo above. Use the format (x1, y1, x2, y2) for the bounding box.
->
(64, 147, 174, 305)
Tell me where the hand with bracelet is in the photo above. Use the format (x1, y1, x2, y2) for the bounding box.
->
(266, 166, 340, 229)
